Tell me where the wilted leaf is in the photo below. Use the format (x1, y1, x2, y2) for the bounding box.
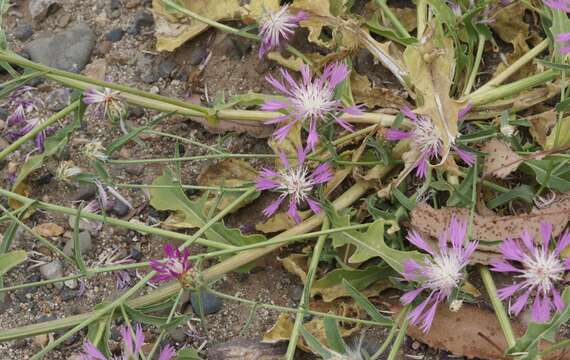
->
(391, 7, 417, 32)
(33, 223, 65, 237)
(330, 210, 424, 272)
(292, 0, 331, 16)
(482, 138, 522, 178)
(545, 116, 570, 150)
(256, 210, 309, 233)
(528, 110, 557, 147)
(280, 253, 308, 283)
(396, 303, 527, 360)
(489, 2, 528, 46)
(266, 52, 304, 71)
(411, 200, 570, 263)
(350, 72, 408, 109)
(263, 313, 294, 343)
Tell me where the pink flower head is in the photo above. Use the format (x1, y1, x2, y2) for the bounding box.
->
(255, 147, 333, 223)
(80, 324, 175, 360)
(491, 223, 570, 323)
(262, 62, 361, 150)
(545, 0, 570, 12)
(6, 117, 54, 152)
(385, 107, 475, 178)
(555, 32, 570, 54)
(83, 87, 123, 120)
(149, 244, 192, 283)
(400, 217, 478, 332)
(258, 5, 308, 58)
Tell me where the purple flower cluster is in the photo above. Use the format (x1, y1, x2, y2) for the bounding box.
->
(263, 62, 361, 151)
(491, 223, 570, 322)
(3, 86, 53, 152)
(385, 107, 475, 178)
(255, 147, 333, 223)
(80, 324, 175, 360)
(400, 217, 478, 332)
(258, 5, 307, 58)
(150, 244, 192, 283)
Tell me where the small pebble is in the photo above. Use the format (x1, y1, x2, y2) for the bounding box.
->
(57, 12, 71, 27)
(96, 40, 113, 55)
(39, 260, 63, 289)
(13, 24, 34, 41)
(190, 291, 223, 316)
(140, 71, 158, 84)
(63, 231, 92, 257)
(158, 60, 177, 79)
(110, 0, 121, 11)
(112, 200, 130, 217)
(74, 184, 97, 201)
(168, 328, 187, 343)
(128, 10, 154, 34)
(189, 46, 207, 66)
(45, 88, 70, 112)
(105, 28, 125, 42)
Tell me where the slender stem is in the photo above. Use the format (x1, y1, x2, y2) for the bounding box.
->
(471, 39, 549, 96)
(417, 0, 427, 39)
(464, 33, 486, 96)
(113, 183, 249, 192)
(466, 69, 557, 106)
(285, 219, 330, 359)
(386, 309, 410, 360)
(144, 129, 225, 154)
(371, 306, 410, 360)
(479, 266, 516, 348)
(0, 188, 234, 250)
(374, 0, 411, 39)
(0, 100, 79, 161)
(147, 289, 185, 359)
(540, 338, 570, 356)
(107, 153, 280, 164)
(207, 288, 389, 327)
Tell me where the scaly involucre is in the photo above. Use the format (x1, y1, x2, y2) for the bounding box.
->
(255, 147, 333, 223)
(491, 223, 570, 323)
(400, 217, 478, 332)
(258, 5, 307, 58)
(385, 107, 475, 178)
(262, 62, 361, 150)
(149, 244, 192, 283)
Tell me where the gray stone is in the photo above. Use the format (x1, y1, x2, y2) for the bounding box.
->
(168, 328, 187, 343)
(0, 108, 10, 120)
(158, 60, 177, 79)
(105, 28, 125, 43)
(110, 0, 121, 11)
(190, 291, 223, 316)
(14, 24, 34, 42)
(74, 184, 97, 201)
(189, 46, 207, 66)
(140, 71, 159, 84)
(128, 10, 154, 34)
(112, 200, 130, 217)
(24, 22, 95, 73)
(45, 88, 70, 112)
(29, 0, 61, 23)
(39, 260, 63, 288)
(63, 231, 92, 257)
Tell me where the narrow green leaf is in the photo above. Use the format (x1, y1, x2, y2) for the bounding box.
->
(0, 250, 27, 277)
(342, 279, 393, 326)
(323, 318, 347, 354)
(299, 325, 334, 358)
(176, 348, 203, 360)
(523, 160, 570, 192)
(487, 185, 534, 209)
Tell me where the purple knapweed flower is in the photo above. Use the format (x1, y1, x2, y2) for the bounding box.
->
(491, 223, 570, 323)
(385, 107, 475, 178)
(6, 117, 54, 152)
(149, 244, 192, 283)
(258, 5, 308, 58)
(545, 0, 570, 12)
(262, 62, 361, 150)
(400, 217, 478, 332)
(255, 147, 333, 223)
(83, 87, 123, 120)
(80, 324, 176, 360)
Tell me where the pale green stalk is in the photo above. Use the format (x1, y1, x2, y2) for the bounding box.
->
(386, 309, 410, 360)
(147, 289, 185, 359)
(374, 0, 411, 39)
(371, 306, 410, 360)
(417, 0, 427, 39)
(285, 219, 330, 359)
(464, 33, 486, 96)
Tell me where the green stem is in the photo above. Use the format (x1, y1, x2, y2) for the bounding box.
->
(0, 188, 234, 250)
(144, 129, 225, 154)
(374, 0, 412, 39)
(479, 266, 516, 348)
(285, 219, 330, 359)
(386, 308, 410, 360)
(0, 100, 79, 161)
(371, 306, 410, 360)
(466, 69, 557, 106)
(417, 0, 427, 39)
(147, 289, 185, 359)
(464, 33, 485, 96)
(471, 39, 549, 96)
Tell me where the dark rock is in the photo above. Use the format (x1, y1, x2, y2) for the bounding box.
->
(189, 46, 207, 66)
(62, 332, 80, 346)
(0, 108, 10, 120)
(129, 247, 142, 261)
(190, 291, 223, 316)
(140, 71, 159, 84)
(74, 183, 97, 201)
(45, 88, 70, 112)
(175, 70, 189, 82)
(125, 164, 144, 176)
(158, 60, 178, 79)
(112, 200, 130, 217)
(128, 10, 154, 34)
(354, 48, 374, 75)
(168, 328, 187, 343)
(290, 284, 303, 302)
(14, 24, 34, 42)
(24, 22, 95, 73)
(35, 173, 53, 185)
(60, 288, 76, 301)
(110, 0, 121, 11)
(29, 0, 61, 23)
(106, 28, 125, 43)
(128, 106, 145, 118)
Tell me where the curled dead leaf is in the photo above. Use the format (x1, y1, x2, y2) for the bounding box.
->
(350, 72, 408, 110)
(482, 138, 522, 179)
(33, 223, 65, 237)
